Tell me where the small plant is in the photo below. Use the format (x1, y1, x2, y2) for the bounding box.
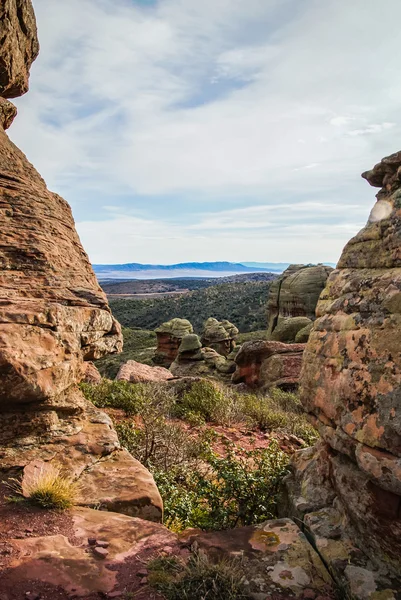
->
(8, 464, 77, 510)
(174, 379, 243, 426)
(148, 552, 252, 600)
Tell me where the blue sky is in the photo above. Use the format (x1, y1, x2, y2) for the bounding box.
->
(9, 0, 401, 264)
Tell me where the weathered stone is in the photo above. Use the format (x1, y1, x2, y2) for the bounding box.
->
(81, 361, 102, 384)
(3, 507, 178, 597)
(271, 316, 313, 343)
(232, 340, 306, 389)
(295, 322, 313, 343)
(0, 0, 39, 98)
(284, 151, 401, 595)
(201, 318, 238, 357)
(267, 264, 333, 341)
(153, 318, 193, 366)
(116, 360, 173, 383)
(184, 518, 335, 599)
(0, 98, 17, 129)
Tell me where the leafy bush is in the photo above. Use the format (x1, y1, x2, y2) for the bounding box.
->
(80, 379, 174, 416)
(148, 553, 252, 600)
(174, 379, 241, 426)
(155, 439, 290, 531)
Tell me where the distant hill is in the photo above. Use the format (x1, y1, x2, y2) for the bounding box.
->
(93, 261, 286, 280)
(101, 272, 276, 296)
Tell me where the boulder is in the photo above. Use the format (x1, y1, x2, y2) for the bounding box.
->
(81, 361, 102, 384)
(271, 316, 312, 343)
(0, 2, 162, 524)
(232, 340, 306, 389)
(153, 318, 193, 366)
(295, 322, 313, 343)
(267, 264, 333, 341)
(201, 317, 238, 357)
(116, 359, 173, 383)
(284, 151, 401, 594)
(170, 344, 236, 380)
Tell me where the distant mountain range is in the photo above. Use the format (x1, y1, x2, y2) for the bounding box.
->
(93, 261, 336, 280)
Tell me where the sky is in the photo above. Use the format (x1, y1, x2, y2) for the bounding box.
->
(9, 0, 401, 265)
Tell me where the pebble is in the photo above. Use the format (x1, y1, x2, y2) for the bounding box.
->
(93, 546, 109, 559)
(136, 569, 148, 577)
(140, 577, 148, 585)
(95, 540, 109, 548)
(88, 537, 97, 546)
(107, 592, 124, 598)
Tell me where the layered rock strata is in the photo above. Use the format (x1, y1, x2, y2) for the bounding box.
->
(267, 264, 333, 341)
(232, 340, 306, 389)
(284, 152, 401, 596)
(0, 0, 162, 522)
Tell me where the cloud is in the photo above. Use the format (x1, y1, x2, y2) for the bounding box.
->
(8, 0, 401, 264)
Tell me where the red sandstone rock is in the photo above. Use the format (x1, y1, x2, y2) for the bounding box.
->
(232, 340, 306, 388)
(116, 360, 173, 383)
(0, 0, 39, 98)
(0, 1, 163, 524)
(153, 318, 193, 366)
(81, 361, 102, 384)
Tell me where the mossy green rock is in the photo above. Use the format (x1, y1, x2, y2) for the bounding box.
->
(271, 317, 312, 343)
(295, 322, 313, 343)
(155, 318, 193, 338)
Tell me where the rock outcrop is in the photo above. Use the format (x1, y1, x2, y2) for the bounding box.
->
(232, 340, 305, 389)
(267, 264, 333, 342)
(201, 317, 238, 356)
(284, 151, 401, 596)
(153, 318, 193, 366)
(0, 0, 39, 98)
(116, 359, 174, 383)
(170, 333, 236, 379)
(0, 1, 162, 523)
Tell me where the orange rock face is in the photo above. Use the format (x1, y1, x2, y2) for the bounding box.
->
(288, 151, 401, 588)
(0, 1, 163, 522)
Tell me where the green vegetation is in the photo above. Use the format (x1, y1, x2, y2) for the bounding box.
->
(148, 553, 252, 600)
(81, 379, 318, 531)
(95, 327, 156, 378)
(109, 280, 271, 333)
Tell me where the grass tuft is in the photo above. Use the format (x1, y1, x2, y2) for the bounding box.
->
(8, 464, 77, 510)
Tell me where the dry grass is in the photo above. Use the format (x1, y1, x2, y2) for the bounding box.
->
(8, 464, 78, 510)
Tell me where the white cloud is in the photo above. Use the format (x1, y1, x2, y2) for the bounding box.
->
(8, 0, 401, 264)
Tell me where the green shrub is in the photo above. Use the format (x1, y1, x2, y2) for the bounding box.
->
(174, 380, 243, 426)
(154, 439, 290, 531)
(80, 380, 175, 417)
(148, 553, 252, 600)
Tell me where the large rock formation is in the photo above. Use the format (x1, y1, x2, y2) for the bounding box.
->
(0, 1, 162, 522)
(284, 151, 401, 596)
(232, 340, 306, 389)
(153, 318, 193, 366)
(267, 264, 333, 341)
(170, 333, 236, 379)
(201, 317, 238, 357)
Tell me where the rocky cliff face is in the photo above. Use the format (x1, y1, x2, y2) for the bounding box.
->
(267, 264, 333, 341)
(0, 0, 162, 522)
(284, 152, 401, 596)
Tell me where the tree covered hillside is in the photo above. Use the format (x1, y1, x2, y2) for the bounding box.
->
(109, 280, 272, 333)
